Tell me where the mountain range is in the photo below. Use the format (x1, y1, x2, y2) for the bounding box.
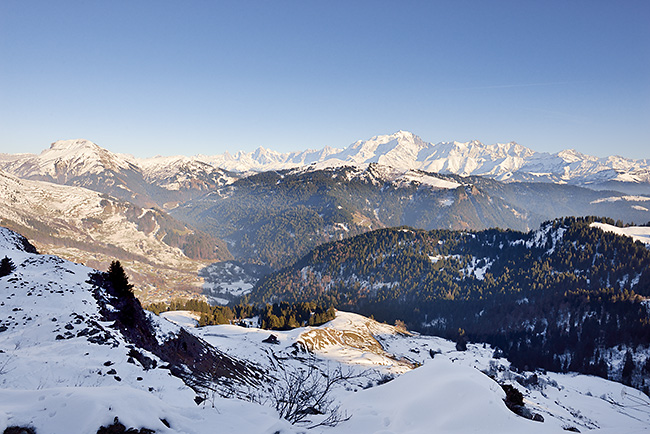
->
(1, 133, 650, 285)
(3, 131, 650, 199)
(183, 130, 650, 194)
(0, 139, 238, 210)
(172, 163, 650, 268)
(1, 133, 650, 431)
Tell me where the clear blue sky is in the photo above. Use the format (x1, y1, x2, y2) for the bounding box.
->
(1, 0, 648, 159)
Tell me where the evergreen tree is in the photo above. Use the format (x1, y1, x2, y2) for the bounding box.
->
(621, 351, 635, 385)
(0, 256, 16, 277)
(107, 260, 134, 296)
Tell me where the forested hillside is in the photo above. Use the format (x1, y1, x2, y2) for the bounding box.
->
(172, 164, 650, 269)
(172, 165, 534, 268)
(250, 217, 650, 392)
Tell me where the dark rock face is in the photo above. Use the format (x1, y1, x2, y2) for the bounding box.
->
(3, 427, 37, 434)
(262, 334, 280, 344)
(87, 271, 265, 398)
(96, 417, 154, 434)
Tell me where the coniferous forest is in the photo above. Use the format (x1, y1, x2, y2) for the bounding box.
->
(247, 216, 650, 392)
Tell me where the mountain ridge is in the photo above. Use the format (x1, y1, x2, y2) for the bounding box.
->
(2, 137, 649, 272)
(2, 132, 649, 196)
(0, 169, 231, 301)
(171, 163, 650, 268)
(179, 131, 650, 191)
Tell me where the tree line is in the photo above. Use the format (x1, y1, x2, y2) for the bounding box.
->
(145, 298, 336, 330)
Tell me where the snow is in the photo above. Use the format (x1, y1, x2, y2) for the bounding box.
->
(330, 358, 551, 434)
(395, 170, 461, 189)
(439, 198, 454, 207)
(203, 280, 254, 297)
(195, 311, 650, 433)
(0, 170, 208, 301)
(468, 257, 493, 280)
(171, 130, 650, 188)
(199, 261, 268, 303)
(0, 227, 294, 434)
(4, 133, 650, 192)
(160, 310, 200, 328)
(1, 139, 136, 181)
(428, 254, 462, 264)
(590, 222, 650, 246)
(526, 224, 566, 252)
(590, 195, 650, 204)
(2, 228, 650, 433)
(0, 387, 290, 434)
(136, 155, 238, 191)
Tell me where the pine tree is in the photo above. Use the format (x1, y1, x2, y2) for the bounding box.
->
(106, 260, 139, 328)
(621, 351, 635, 385)
(107, 260, 134, 296)
(0, 256, 16, 277)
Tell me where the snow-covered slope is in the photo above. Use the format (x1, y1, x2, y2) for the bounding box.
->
(136, 155, 239, 205)
(0, 139, 160, 207)
(196, 311, 650, 434)
(0, 227, 287, 434)
(0, 140, 238, 209)
(590, 222, 650, 246)
(0, 139, 136, 181)
(195, 145, 341, 173)
(1, 230, 648, 433)
(0, 170, 224, 301)
(286, 163, 464, 190)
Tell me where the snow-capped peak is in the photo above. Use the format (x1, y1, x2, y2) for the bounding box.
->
(1, 138, 138, 182)
(557, 148, 592, 163)
(48, 138, 102, 153)
(3, 132, 649, 191)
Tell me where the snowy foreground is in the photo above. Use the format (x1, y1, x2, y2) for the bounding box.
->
(1, 228, 649, 434)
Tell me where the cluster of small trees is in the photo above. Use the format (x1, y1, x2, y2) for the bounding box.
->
(145, 298, 336, 330)
(258, 302, 336, 330)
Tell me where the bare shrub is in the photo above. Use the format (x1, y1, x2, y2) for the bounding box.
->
(259, 357, 365, 428)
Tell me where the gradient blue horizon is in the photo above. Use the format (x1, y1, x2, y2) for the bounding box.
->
(1, 1, 648, 159)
